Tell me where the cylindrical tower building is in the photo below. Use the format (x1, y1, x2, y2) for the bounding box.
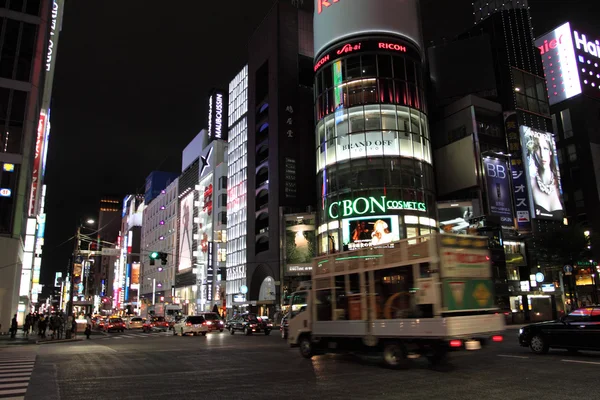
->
(313, 0, 436, 254)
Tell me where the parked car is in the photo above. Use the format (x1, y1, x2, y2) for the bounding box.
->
(519, 307, 600, 354)
(142, 316, 169, 332)
(280, 313, 289, 340)
(229, 313, 272, 336)
(173, 315, 208, 336)
(198, 312, 225, 332)
(103, 317, 126, 333)
(126, 316, 144, 330)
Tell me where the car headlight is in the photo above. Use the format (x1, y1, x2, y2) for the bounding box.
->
(519, 328, 524, 335)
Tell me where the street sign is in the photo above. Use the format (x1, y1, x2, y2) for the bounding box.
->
(563, 265, 573, 275)
(101, 248, 120, 256)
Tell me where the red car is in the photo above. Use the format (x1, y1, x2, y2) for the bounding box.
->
(104, 317, 125, 333)
(143, 316, 169, 332)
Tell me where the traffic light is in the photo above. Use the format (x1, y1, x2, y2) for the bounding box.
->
(149, 251, 159, 265)
(159, 252, 168, 266)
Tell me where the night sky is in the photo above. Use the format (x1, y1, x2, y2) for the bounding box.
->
(40, 0, 599, 288)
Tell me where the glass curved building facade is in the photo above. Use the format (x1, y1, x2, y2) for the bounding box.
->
(314, 35, 436, 254)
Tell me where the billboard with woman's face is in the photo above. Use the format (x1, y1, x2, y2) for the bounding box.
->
(520, 126, 564, 220)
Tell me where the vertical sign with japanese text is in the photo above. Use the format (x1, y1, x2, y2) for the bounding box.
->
(504, 112, 531, 232)
(284, 105, 297, 199)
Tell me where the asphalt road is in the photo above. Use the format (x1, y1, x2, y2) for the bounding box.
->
(1, 328, 599, 400)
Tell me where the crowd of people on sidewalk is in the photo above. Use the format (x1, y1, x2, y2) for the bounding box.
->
(4, 311, 79, 340)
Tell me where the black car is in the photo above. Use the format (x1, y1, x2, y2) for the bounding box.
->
(519, 307, 600, 354)
(229, 313, 272, 336)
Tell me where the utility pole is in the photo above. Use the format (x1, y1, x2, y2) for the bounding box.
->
(65, 225, 80, 339)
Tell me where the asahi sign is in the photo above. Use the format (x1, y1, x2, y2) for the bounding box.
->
(328, 196, 426, 219)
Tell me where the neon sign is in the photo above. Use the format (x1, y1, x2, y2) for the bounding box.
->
(328, 196, 426, 219)
(574, 31, 600, 59)
(317, 0, 340, 14)
(0, 188, 11, 197)
(29, 112, 46, 215)
(314, 38, 419, 72)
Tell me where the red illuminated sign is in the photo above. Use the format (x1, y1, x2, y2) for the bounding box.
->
(314, 54, 330, 72)
(317, 0, 339, 14)
(378, 42, 407, 53)
(337, 43, 361, 55)
(538, 36, 564, 55)
(314, 38, 419, 73)
(29, 113, 46, 216)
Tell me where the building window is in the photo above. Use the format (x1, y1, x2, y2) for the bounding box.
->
(219, 176, 227, 189)
(218, 211, 227, 225)
(567, 144, 577, 162)
(560, 109, 574, 139)
(219, 193, 227, 208)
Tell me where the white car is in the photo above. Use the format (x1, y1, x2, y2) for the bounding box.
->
(173, 315, 208, 336)
(126, 316, 144, 330)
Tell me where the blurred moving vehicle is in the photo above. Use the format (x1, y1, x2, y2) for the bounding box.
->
(229, 313, 272, 336)
(198, 312, 225, 332)
(104, 317, 126, 333)
(519, 307, 600, 354)
(142, 316, 170, 332)
(287, 233, 505, 369)
(173, 315, 208, 336)
(126, 316, 144, 330)
(147, 304, 183, 330)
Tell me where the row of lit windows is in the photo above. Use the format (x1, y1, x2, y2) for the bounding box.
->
(226, 68, 248, 276)
(228, 66, 248, 127)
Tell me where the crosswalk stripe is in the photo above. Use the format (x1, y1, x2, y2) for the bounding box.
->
(0, 378, 30, 383)
(0, 383, 29, 389)
(0, 356, 35, 399)
(0, 388, 28, 396)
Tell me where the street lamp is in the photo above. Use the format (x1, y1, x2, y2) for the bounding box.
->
(65, 218, 96, 338)
(148, 277, 156, 305)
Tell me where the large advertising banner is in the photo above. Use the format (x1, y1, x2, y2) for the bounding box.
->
(342, 215, 400, 250)
(482, 157, 514, 225)
(438, 200, 482, 235)
(504, 112, 531, 231)
(520, 126, 564, 220)
(178, 193, 194, 271)
(284, 214, 316, 276)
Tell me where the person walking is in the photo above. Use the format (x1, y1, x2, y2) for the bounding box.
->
(71, 315, 77, 338)
(85, 314, 92, 340)
(10, 314, 18, 338)
(23, 314, 31, 337)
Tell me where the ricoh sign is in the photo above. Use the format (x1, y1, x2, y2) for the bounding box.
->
(207, 89, 227, 141)
(535, 22, 600, 105)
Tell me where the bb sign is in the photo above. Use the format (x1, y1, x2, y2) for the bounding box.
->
(328, 196, 426, 219)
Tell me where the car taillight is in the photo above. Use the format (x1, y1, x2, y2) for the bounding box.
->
(492, 335, 503, 342)
(250, 324, 257, 327)
(108, 324, 113, 328)
(186, 322, 192, 326)
(449, 340, 462, 348)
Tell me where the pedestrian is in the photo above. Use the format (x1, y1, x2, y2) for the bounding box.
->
(85, 314, 92, 340)
(23, 315, 31, 337)
(10, 314, 17, 338)
(71, 315, 77, 338)
(39, 316, 47, 338)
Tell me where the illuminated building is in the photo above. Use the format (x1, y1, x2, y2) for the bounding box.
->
(226, 1, 316, 316)
(314, 0, 436, 257)
(426, 0, 569, 321)
(140, 178, 178, 312)
(175, 130, 228, 315)
(0, 0, 64, 329)
(96, 197, 121, 313)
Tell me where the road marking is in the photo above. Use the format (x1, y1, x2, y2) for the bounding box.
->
(561, 359, 600, 365)
(112, 337, 123, 339)
(497, 355, 529, 359)
(0, 357, 34, 399)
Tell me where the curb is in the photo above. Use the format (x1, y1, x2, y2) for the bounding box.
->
(36, 338, 83, 345)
